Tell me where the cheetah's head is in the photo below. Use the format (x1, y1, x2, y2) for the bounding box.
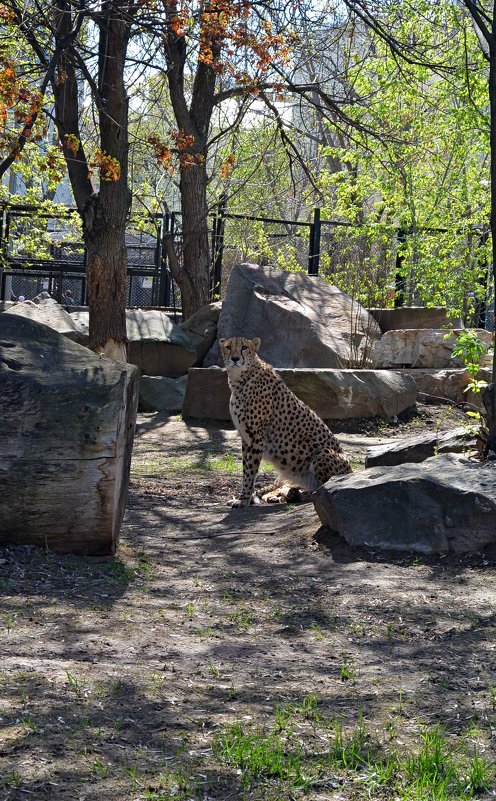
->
(219, 337, 261, 372)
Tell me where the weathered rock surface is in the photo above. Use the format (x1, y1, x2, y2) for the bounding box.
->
(401, 368, 472, 404)
(180, 302, 221, 365)
(313, 453, 496, 554)
(0, 314, 139, 555)
(205, 263, 381, 368)
(365, 426, 478, 467)
(369, 306, 462, 332)
(372, 328, 492, 369)
(5, 296, 88, 344)
(182, 367, 417, 421)
(139, 375, 188, 413)
(70, 308, 197, 377)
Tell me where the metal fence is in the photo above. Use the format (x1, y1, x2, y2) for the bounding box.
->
(0, 205, 182, 309)
(0, 202, 492, 328)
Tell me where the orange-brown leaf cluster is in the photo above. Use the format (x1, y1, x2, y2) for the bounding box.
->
(89, 148, 121, 181)
(0, 61, 18, 108)
(0, 5, 14, 22)
(220, 153, 236, 178)
(148, 135, 174, 173)
(166, 1, 291, 79)
(170, 129, 195, 151)
(148, 130, 205, 173)
(64, 133, 80, 156)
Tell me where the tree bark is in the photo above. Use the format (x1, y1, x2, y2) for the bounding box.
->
(482, 382, 496, 455)
(82, 199, 129, 359)
(52, 0, 131, 357)
(177, 161, 211, 320)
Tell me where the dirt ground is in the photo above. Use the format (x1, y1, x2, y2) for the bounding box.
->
(1, 403, 496, 800)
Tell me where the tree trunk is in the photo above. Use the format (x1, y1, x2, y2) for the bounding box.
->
(482, 383, 496, 455)
(82, 198, 129, 361)
(489, 45, 496, 383)
(52, 0, 131, 357)
(487, 43, 496, 453)
(177, 162, 212, 321)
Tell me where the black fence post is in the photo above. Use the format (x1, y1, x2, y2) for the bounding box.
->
(159, 212, 173, 307)
(395, 226, 407, 307)
(307, 207, 321, 275)
(211, 193, 227, 299)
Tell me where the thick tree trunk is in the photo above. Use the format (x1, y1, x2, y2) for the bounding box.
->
(83, 200, 129, 360)
(52, 0, 131, 357)
(177, 162, 212, 320)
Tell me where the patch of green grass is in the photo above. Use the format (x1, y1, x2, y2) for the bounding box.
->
(229, 609, 254, 631)
(207, 452, 242, 474)
(339, 651, 356, 682)
(103, 558, 139, 585)
(213, 722, 308, 789)
(212, 705, 493, 800)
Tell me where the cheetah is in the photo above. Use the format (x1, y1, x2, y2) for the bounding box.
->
(219, 336, 352, 508)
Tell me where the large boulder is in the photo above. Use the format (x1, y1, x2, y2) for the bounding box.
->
(70, 308, 197, 377)
(182, 367, 417, 421)
(365, 427, 479, 467)
(313, 454, 496, 554)
(0, 314, 139, 555)
(5, 296, 88, 344)
(204, 264, 381, 368)
(372, 328, 492, 369)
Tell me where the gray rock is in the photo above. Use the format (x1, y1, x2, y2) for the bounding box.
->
(205, 264, 381, 368)
(372, 329, 492, 369)
(369, 306, 462, 332)
(401, 368, 472, 404)
(70, 309, 197, 377)
(182, 367, 230, 420)
(5, 297, 88, 344)
(180, 302, 221, 365)
(365, 426, 479, 467)
(313, 453, 496, 554)
(182, 367, 417, 421)
(401, 367, 492, 406)
(139, 375, 188, 413)
(0, 313, 139, 555)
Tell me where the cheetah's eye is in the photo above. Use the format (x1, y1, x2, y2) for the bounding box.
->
(225, 345, 231, 351)
(241, 345, 248, 351)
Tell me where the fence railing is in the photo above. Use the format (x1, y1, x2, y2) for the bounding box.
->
(0, 201, 492, 327)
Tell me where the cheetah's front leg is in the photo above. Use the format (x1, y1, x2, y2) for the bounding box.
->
(231, 438, 264, 508)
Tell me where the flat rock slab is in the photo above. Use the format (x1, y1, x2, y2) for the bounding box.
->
(369, 306, 462, 332)
(205, 263, 381, 368)
(313, 453, 496, 555)
(70, 309, 197, 377)
(183, 367, 417, 421)
(365, 426, 479, 467)
(0, 314, 139, 555)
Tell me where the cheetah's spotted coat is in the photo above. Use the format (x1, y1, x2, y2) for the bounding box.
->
(219, 336, 352, 507)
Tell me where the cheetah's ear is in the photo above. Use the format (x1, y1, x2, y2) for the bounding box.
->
(252, 337, 261, 351)
(219, 338, 226, 347)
